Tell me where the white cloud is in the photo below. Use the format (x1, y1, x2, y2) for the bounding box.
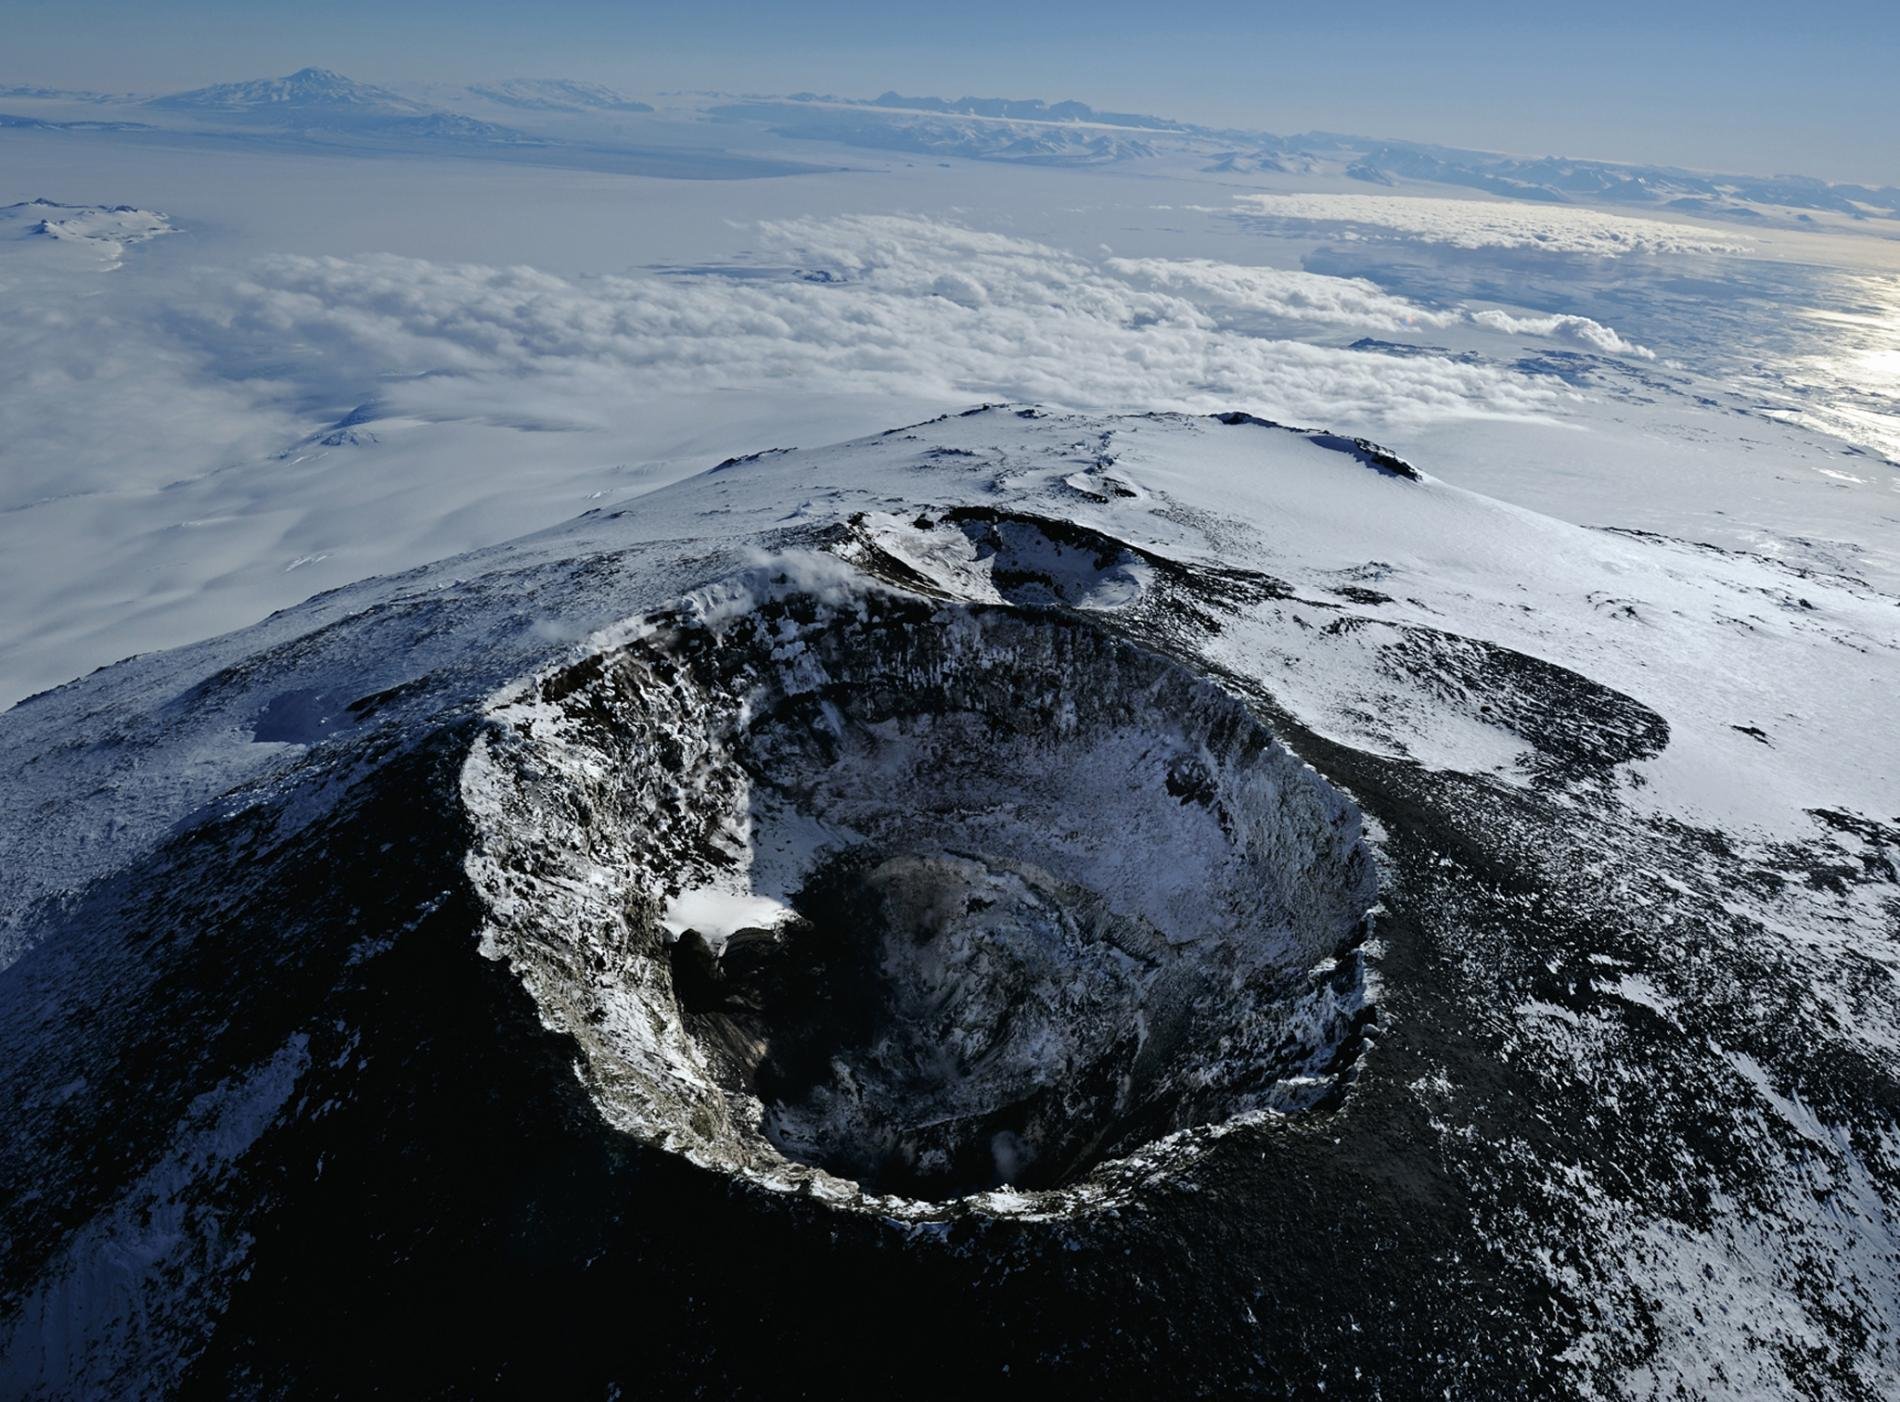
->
(1106, 255, 1653, 356)
(1468, 308, 1657, 358)
(1104, 256, 1462, 333)
(1234, 193, 1751, 257)
(189, 215, 1566, 432)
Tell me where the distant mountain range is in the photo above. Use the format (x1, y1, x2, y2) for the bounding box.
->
(1338, 142, 1900, 221)
(711, 98, 1163, 165)
(8, 66, 1894, 221)
(0, 83, 140, 104)
(463, 79, 653, 114)
(146, 69, 652, 125)
(0, 113, 152, 133)
(715, 90, 1900, 218)
(850, 91, 1186, 131)
(143, 67, 544, 146)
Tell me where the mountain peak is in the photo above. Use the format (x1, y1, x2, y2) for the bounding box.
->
(149, 67, 427, 116)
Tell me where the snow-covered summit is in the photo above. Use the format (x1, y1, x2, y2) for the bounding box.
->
(147, 66, 428, 116)
(0, 198, 173, 269)
(141, 67, 542, 145)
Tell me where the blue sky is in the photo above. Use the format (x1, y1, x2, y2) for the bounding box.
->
(6, 0, 1898, 183)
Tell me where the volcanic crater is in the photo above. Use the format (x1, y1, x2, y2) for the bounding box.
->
(465, 576, 1380, 1207)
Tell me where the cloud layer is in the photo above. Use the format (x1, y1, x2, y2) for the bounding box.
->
(1106, 255, 1652, 356)
(1468, 308, 1655, 358)
(189, 215, 1574, 433)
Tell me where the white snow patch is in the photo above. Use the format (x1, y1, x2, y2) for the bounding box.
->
(661, 887, 793, 945)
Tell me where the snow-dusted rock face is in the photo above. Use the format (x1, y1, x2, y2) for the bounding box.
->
(466, 585, 1376, 1206)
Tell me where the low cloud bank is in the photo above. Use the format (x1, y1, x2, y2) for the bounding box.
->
(183, 215, 1577, 434)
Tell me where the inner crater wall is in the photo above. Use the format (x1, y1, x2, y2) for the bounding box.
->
(463, 580, 1379, 1211)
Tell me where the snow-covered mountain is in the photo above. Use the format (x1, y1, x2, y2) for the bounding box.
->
(147, 65, 430, 116)
(1341, 141, 1900, 220)
(0, 112, 152, 134)
(1203, 147, 1322, 175)
(89, 68, 1900, 223)
(0, 83, 140, 104)
(144, 66, 542, 145)
(700, 89, 1900, 224)
(0, 198, 173, 269)
(1, 406, 1893, 1396)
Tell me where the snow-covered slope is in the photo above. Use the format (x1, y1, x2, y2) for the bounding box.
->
(0, 198, 172, 270)
(1, 407, 1894, 1397)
